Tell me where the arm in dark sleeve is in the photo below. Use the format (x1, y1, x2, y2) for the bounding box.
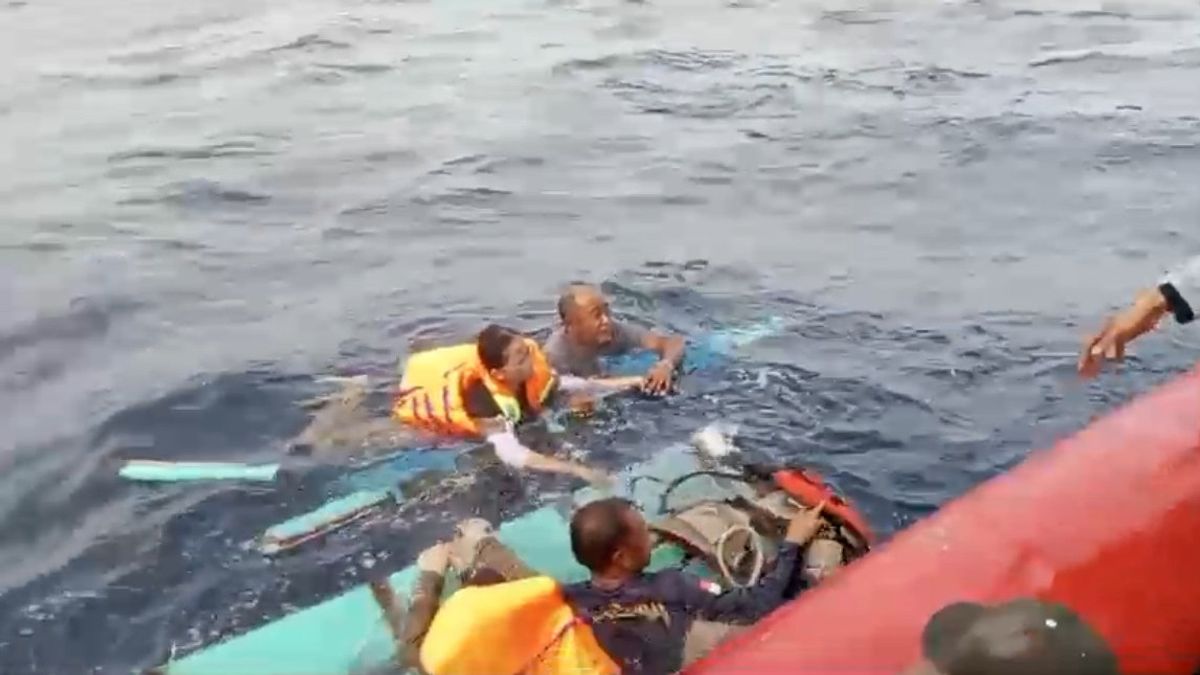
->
(1159, 255, 1200, 325)
(667, 543, 802, 624)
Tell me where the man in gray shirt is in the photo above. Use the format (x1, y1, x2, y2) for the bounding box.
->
(544, 284, 686, 395)
(1078, 255, 1199, 377)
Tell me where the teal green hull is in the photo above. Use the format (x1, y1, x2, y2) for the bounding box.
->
(119, 460, 281, 482)
(159, 445, 720, 675)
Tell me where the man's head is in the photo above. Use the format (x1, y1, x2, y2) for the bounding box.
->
(570, 497, 653, 579)
(904, 598, 1120, 675)
(476, 324, 535, 387)
(558, 284, 616, 348)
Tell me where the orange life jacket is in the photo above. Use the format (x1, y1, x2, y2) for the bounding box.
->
(392, 338, 555, 437)
(419, 575, 620, 675)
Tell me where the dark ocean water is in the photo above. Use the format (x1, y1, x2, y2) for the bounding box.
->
(2, 0, 1200, 672)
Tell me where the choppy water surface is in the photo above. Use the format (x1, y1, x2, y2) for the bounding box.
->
(3, 0, 1200, 671)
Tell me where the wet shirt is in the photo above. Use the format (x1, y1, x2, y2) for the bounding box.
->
(563, 543, 800, 675)
(1160, 255, 1200, 325)
(543, 322, 650, 377)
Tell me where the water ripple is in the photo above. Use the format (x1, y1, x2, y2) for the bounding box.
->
(118, 180, 272, 209)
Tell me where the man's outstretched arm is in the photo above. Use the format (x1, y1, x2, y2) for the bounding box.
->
(480, 419, 609, 486)
(639, 329, 686, 395)
(1078, 255, 1200, 378)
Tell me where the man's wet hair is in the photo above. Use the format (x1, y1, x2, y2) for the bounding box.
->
(557, 283, 597, 320)
(476, 324, 521, 370)
(570, 497, 637, 572)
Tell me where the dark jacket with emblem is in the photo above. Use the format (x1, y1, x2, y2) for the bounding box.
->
(562, 542, 801, 675)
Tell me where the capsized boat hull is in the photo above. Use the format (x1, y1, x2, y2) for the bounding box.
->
(155, 444, 755, 675)
(688, 365, 1200, 675)
(153, 317, 791, 674)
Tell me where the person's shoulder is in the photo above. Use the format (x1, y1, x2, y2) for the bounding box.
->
(544, 328, 601, 376)
(543, 326, 566, 348)
(607, 320, 649, 352)
(560, 579, 589, 600)
(542, 328, 570, 362)
(561, 580, 622, 611)
(542, 327, 569, 355)
(613, 319, 649, 337)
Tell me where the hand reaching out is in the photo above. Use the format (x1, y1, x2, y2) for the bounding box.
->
(785, 501, 827, 546)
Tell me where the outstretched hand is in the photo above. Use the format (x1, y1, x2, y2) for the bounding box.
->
(567, 392, 597, 416)
(447, 518, 495, 572)
(785, 501, 827, 546)
(1077, 290, 1168, 378)
(417, 542, 451, 574)
(642, 361, 675, 396)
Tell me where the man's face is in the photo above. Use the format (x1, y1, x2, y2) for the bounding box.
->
(566, 291, 615, 347)
(494, 338, 535, 387)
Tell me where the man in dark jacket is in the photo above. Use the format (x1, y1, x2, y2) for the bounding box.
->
(562, 497, 826, 675)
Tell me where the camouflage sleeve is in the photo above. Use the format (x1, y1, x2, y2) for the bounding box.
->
(401, 571, 445, 668)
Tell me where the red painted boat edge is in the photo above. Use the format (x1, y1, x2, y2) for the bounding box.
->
(687, 365, 1200, 675)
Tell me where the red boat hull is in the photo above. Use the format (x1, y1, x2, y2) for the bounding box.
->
(687, 365, 1200, 675)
